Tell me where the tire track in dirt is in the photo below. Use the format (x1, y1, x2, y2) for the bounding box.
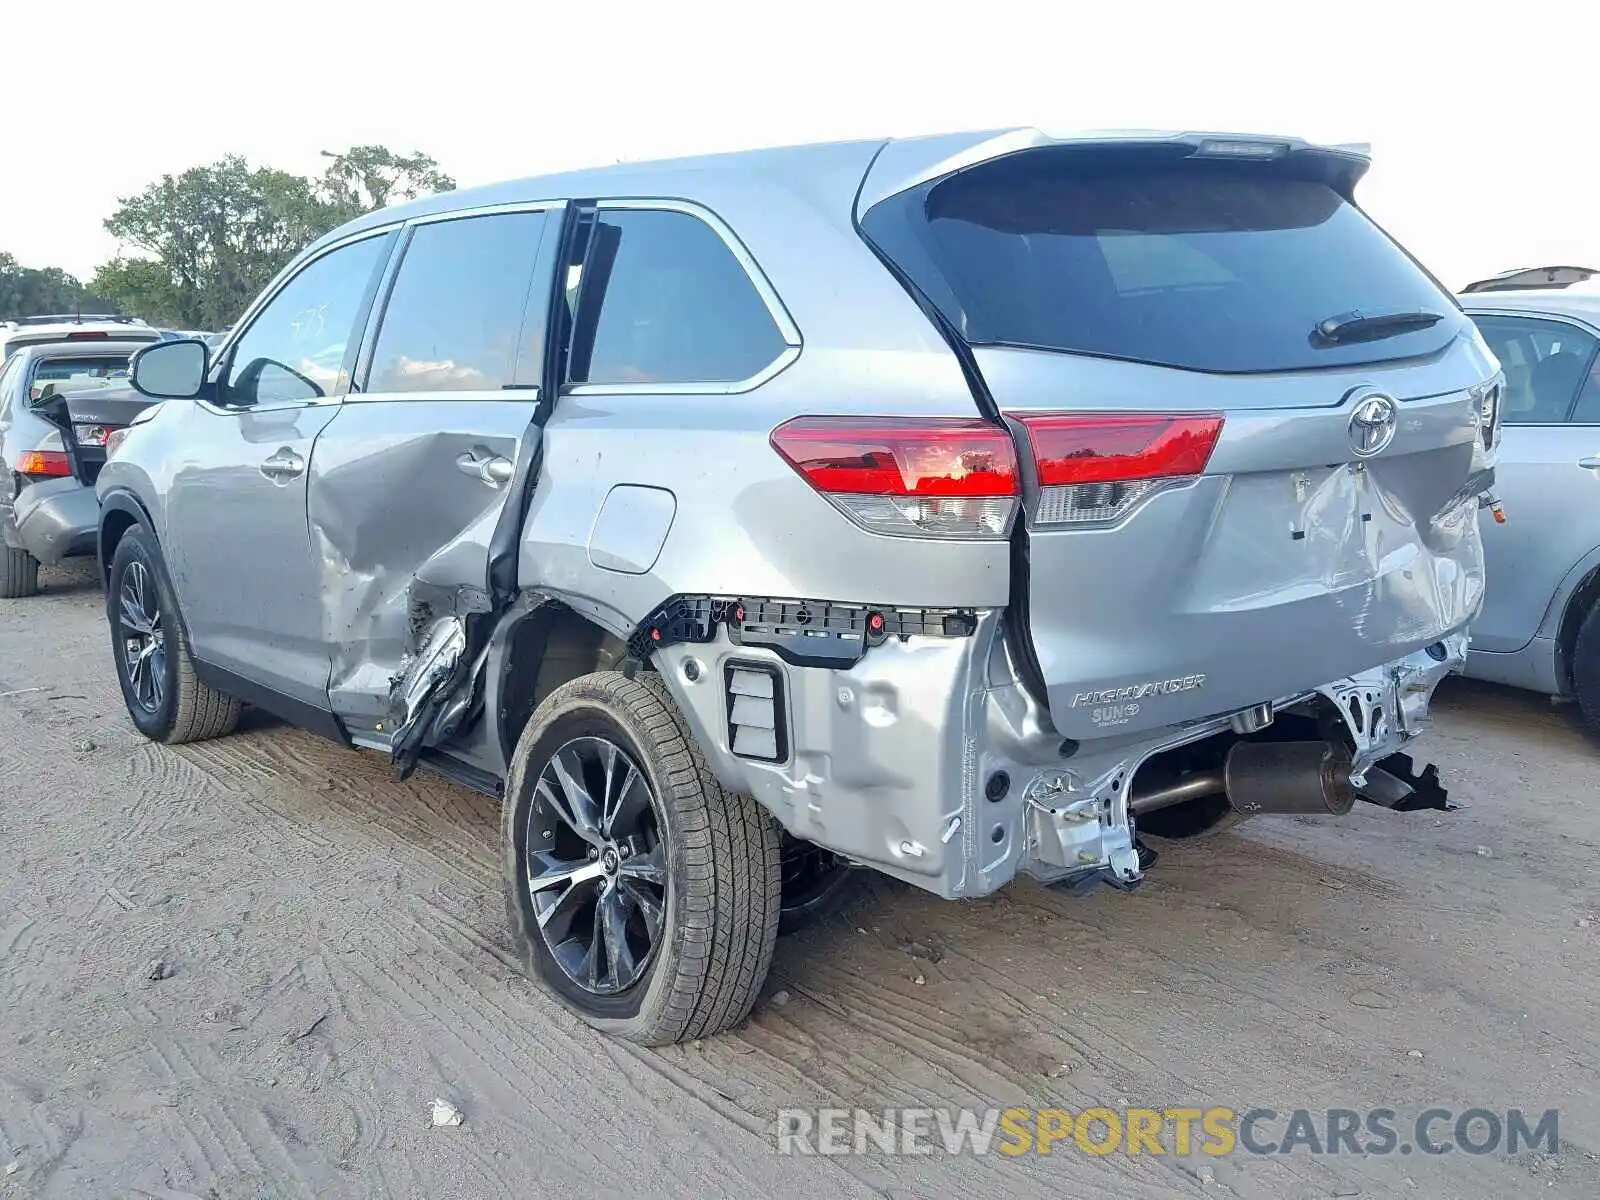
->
(4, 575, 1599, 1198)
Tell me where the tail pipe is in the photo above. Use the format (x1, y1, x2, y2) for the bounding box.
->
(1131, 740, 1355, 817)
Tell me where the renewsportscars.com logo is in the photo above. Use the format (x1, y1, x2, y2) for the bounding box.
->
(775, 1106, 1560, 1158)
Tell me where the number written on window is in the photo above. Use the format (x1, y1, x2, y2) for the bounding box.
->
(221, 234, 392, 408)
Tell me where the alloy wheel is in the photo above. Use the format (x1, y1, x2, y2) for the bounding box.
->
(525, 736, 666, 995)
(118, 560, 166, 713)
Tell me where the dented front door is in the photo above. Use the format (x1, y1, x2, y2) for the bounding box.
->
(305, 205, 559, 737)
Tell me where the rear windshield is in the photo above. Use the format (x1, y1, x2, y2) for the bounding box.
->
(860, 148, 1464, 374)
(29, 355, 130, 400)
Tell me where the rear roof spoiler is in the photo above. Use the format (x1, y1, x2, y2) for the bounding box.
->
(1462, 265, 1600, 293)
(857, 128, 1373, 215)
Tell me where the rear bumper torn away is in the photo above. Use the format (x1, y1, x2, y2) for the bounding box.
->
(653, 603, 1467, 899)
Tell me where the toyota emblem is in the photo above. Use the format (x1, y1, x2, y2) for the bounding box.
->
(1347, 393, 1398, 457)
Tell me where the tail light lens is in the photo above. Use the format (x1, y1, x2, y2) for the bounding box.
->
(15, 450, 72, 479)
(1017, 413, 1223, 526)
(105, 426, 133, 459)
(771, 416, 1019, 539)
(1473, 377, 1503, 451)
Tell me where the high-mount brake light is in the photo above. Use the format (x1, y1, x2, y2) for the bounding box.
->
(771, 416, 1019, 539)
(1016, 412, 1224, 526)
(1192, 138, 1290, 160)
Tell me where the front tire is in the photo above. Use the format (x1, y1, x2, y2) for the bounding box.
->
(1573, 600, 1600, 736)
(107, 525, 240, 743)
(503, 671, 781, 1045)
(0, 545, 40, 599)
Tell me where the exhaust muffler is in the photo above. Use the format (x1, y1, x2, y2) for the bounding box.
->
(1130, 740, 1356, 817)
(1222, 740, 1355, 816)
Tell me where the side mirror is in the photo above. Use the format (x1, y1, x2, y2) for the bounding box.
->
(131, 338, 208, 400)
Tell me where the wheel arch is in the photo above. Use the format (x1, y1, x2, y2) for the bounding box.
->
(97, 488, 157, 589)
(1556, 559, 1600, 694)
(489, 597, 630, 767)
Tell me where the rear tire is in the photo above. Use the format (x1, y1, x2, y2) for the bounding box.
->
(1573, 601, 1600, 736)
(0, 546, 40, 599)
(107, 525, 240, 744)
(503, 671, 781, 1045)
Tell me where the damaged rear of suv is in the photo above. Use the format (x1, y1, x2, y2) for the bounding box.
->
(99, 129, 1498, 1045)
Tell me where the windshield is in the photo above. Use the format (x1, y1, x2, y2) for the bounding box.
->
(860, 148, 1464, 373)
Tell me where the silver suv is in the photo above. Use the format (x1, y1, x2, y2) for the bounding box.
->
(99, 129, 1500, 1044)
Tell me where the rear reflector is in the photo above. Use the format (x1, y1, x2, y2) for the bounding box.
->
(1017, 413, 1223, 526)
(16, 450, 72, 478)
(770, 416, 1019, 539)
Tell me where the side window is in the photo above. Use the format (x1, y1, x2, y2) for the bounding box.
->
(1572, 363, 1600, 424)
(221, 233, 391, 408)
(569, 209, 786, 386)
(367, 211, 549, 395)
(1472, 315, 1599, 424)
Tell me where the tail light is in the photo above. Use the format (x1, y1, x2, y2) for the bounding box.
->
(105, 426, 133, 459)
(15, 450, 72, 479)
(1016, 413, 1223, 526)
(1473, 377, 1503, 451)
(771, 416, 1019, 539)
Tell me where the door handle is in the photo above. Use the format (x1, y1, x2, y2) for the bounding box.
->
(259, 447, 305, 483)
(456, 447, 513, 487)
(1579, 456, 1600, 470)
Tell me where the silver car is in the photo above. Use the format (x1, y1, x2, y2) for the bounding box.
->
(99, 129, 1499, 1044)
(1459, 288, 1600, 729)
(0, 340, 155, 596)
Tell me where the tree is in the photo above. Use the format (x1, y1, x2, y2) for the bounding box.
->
(319, 145, 456, 222)
(88, 257, 185, 327)
(0, 252, 109, 322)
(96, 156, 338, 330)
(93, 146, 454, 330)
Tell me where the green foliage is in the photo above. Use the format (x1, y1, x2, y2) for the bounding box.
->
(319, 145, 456, 223)
(0, 251, 107, 322)
(86, 145, 454, 331)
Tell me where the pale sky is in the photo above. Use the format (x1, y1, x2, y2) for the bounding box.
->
(3, 0, 1595, 292)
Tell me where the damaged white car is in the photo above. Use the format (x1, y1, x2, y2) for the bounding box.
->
(97, 128, 1499, 1044)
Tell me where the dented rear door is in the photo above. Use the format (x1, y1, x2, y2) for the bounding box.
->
(306, 205, 560, 736)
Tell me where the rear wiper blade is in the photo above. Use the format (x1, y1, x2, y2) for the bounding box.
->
(1312, 306, 1446, 347)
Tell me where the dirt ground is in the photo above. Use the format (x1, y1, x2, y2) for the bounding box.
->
(1, 560, 1596, 1199)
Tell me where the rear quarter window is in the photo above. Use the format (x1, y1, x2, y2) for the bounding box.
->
(568, 208, 787, 387)
(861, 147, 1465, 374)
